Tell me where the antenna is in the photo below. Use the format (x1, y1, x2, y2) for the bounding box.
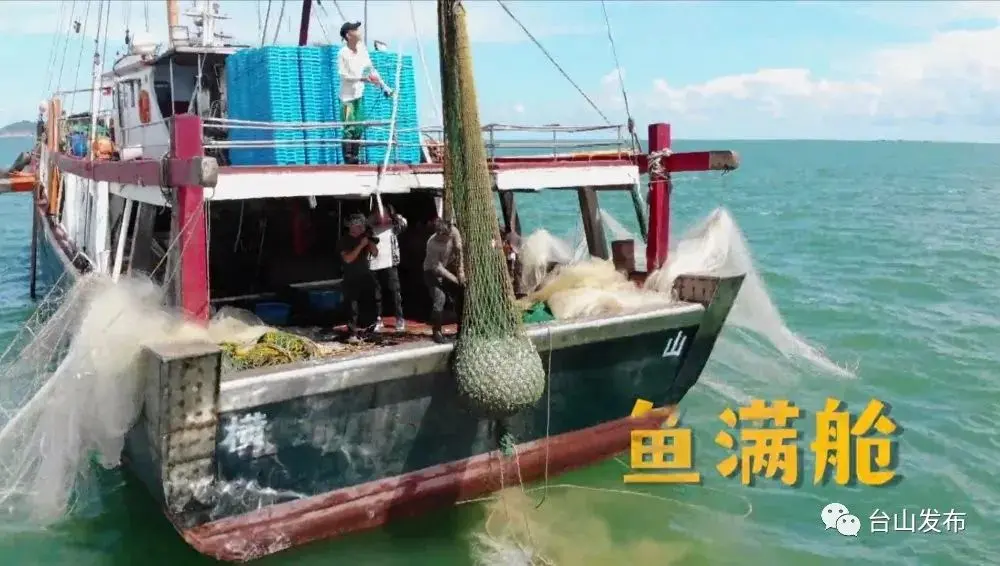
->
(178, 0, 231, 47)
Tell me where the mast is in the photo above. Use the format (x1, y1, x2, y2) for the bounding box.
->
(167, 0, 180, 47)
(298, 0, 313, 46)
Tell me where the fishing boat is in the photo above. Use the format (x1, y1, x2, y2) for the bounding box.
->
(17, 0, 743, 561)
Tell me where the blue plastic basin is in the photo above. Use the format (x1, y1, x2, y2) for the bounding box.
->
(255, 302, 291, 325)
(69, 133, 88, 157)
(308, 290, 342, 311)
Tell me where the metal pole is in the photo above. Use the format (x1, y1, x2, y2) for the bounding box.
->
(298, 0, 313, 45)
(29, 183, 38, 299)
(166, 0, 180, 47)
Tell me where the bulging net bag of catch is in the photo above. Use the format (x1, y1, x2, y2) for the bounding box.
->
(438, 0, 544, 418)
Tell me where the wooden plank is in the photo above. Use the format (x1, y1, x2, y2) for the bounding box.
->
(498, 191, 521, 235)
(577, 186, 608, 259)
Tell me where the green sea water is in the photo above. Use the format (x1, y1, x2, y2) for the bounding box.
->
(0, 136, 996, 566)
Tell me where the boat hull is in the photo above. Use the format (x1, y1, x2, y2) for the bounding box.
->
(121, 273, 742, 563)
(34, 201, 79, 292)
(183, 411, 672, 562)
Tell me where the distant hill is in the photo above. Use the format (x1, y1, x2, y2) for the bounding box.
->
(0, 120, 34, 137)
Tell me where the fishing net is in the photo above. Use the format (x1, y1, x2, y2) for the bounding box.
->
(437, 0, 545, 418)
(0, 273, 176, 523)
(221, 330, 319, 372)
(0, 266, 317, 525)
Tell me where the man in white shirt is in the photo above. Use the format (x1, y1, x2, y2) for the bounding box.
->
(337, 21, 393, 164)
(367, 205, 408, 333)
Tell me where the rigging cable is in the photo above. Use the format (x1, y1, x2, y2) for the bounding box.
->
(68, 0, 94, 113)
(55, 0, 80, 95)
(408, 0, 441, 126)
(272, 0, 287, 44)
(312, 5, 332, 44)
(495, 0, 610, 125)
(144, 0, 150, 32)
(43, 2, 70, 95)
(260, 0, 273, 46)
(330, 0, 347, 21)
(99, 0, 113, 72)
(122, 0, 132, 46)
(600, 0, 641, 152)
(364, 0, 368, 45)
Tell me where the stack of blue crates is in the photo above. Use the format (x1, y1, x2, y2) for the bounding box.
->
(225, 45, 421, 167)
(362, 50, 421, 165)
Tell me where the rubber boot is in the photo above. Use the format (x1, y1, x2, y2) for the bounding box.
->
(430, 311, 451, 344)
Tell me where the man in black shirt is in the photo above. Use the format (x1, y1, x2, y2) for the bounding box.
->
(338, 213, 379, 342)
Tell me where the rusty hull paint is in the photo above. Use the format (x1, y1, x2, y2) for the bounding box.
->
(181, 410, 671, 562)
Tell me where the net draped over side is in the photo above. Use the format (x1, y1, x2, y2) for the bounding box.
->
(437, 0, 545, 418)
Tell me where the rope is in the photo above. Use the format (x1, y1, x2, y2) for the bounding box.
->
(144, 0, 150, 32)
(599, 0, 641, 152)
(534, 326, 553, 509)
(647, 148, 672, 180)
(363, 0, 368, 45)
(312, 7, 332, 44)
(43, 2, 70, 96)
(68, 0, 93, 114)
(495, 0, 611, 125)
(272, 0, 287, 44)
(56, 0, 80, 94)
(326, 0, 347, 22)
(121, 0, 132, 46)
(408, 0, 441, 126)
(260, 0, 273, 46)
(372, 42, 407, 216)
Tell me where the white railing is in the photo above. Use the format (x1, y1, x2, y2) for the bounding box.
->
(198, 117, 636, 162)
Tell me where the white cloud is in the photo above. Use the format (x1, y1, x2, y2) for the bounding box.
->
(598, 68, 627, 110)
(643, 14, 1000, 139)
(513, 103, 525, 114)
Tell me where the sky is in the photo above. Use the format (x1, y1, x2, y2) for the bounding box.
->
(2, 0, 999, 142)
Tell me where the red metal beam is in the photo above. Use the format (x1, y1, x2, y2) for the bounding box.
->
(646, 123, 671, 272)
(53, 153, 217, 187)
(171, 115, 210, 323)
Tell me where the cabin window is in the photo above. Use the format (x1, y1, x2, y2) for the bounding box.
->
(154, 81, 172, 119)
(129, 81, 136, 107)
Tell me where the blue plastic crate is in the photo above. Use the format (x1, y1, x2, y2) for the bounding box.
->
(226, 46, 336, 166)
(226, 45, 422, 167)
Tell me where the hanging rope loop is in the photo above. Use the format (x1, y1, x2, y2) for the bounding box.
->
(647, 148, 672, 181)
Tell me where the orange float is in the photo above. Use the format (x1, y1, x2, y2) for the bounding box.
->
(138, 90, 151, 124)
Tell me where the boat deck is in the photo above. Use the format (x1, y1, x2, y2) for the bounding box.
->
(216, 300, 708, 411)
(272, 316, 458, 363)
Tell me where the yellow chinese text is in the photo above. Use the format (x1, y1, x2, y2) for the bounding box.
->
(810, 397, 898, 487)
(623, 399, 701, 484)
(716, 399, 801, 486)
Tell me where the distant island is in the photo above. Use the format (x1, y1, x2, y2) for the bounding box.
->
(0, 120, 35, 138)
